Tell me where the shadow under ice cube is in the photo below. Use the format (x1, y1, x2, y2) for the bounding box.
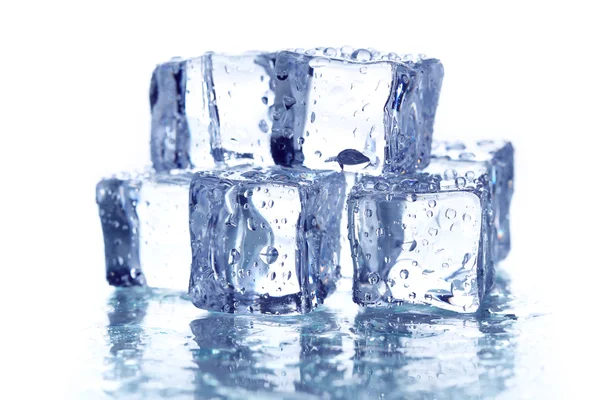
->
(348, 173, 493, 313)
(188, 166, 346, 314)
(271, 47, 444, 175)
(96, 172, 192, 290)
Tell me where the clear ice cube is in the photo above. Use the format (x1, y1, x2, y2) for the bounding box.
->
(188, 166, 346, 314)
(428, 140, 514, 261)
(271, 47, 444, 175)
(96, 172, 192, 290)
(348, 173, 494, 313)
(150, 52, 275, 171)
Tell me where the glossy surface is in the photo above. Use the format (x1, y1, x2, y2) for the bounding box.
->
(96, 172, 193, 290)
(429, 140, 514, 260)
(348, 174, 494, 312)
(73, 267, 554, 399)
(189, 166, 346, 314)
(272, 48, 444, 174)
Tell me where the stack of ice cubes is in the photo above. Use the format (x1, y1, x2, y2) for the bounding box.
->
(97, 47, 514, 314)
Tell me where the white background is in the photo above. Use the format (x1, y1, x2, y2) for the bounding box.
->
(1, 1, 599, 398)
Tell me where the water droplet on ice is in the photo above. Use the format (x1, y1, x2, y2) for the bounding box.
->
(428, 228, 438, 236)
(368, 272, 380, 284)
(443, 169, 457, 180)
(228, 249, 240, 265)
(260, 246, 279, 264)
(351, 48, 372, 61)
(400, 269, 409, 279)
(428, 200, 436, 208)
(446, 208, 457, 219)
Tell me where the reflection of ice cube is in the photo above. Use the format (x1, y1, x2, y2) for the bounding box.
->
(189, 166, 345, 314)
(429, 140, 514, 261)
(190, 313, 301, 395)
(150, 52, 275, 171)
(271, 47, 444, 175)
(96, 172, 192, 290)
(348, 173, 494, 312)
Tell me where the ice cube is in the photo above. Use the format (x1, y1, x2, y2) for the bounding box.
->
(96, 172, 192, 290)
(271, 47, 444, 174)
(188, 166, 346, 314)
(348, 173, 494, 313)
(428, 140, 514, 261)
(150, 52, 276, 171)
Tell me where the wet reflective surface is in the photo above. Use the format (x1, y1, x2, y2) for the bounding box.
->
(65, 266, 562, 400)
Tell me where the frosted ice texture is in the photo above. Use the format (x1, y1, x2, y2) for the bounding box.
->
(150, 53, 275, 171)
(271, 47, 444, 174)
(96, 172, 192, 290)
(429, 140, 514, 261)
(188, 166, 346, 314)
(348, 173, 494, 313)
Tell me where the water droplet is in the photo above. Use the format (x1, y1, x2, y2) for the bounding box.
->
(446, 208, 457, 219)
(270, 271, 276, 280)
(400, 269, 409, 279)
(286, 270, 292, 280)
(310, 112, 316, 123)
(408, 292, 416, 300)
(424, 294, 433, 300)
(459, 152, 475, 160)
(387, 278, 396, 287)
(401, 240, 417, 251)
(368, 272, 380, 284)
(365, 209, 373, 217)
(259, 246, 279, 264)
(428, 200, 436, 208)
(314, 150, 322, 158)
(455, 177, 466, 188)
(375, 182, 389, 191)
(364, 292, 372, 302)
(228, 249, 240, 265)
(117, 256, 124, 266)
(442, 262, 449, 268)
(426, 210, 433, 218)
(422, 239, 429, 246)
(386, 194, 393, 201)
(258, 119, 269, 133)
(376, 228, 384, 237)
(283, 96, 296, 110)
(240, 287, 246, 294)
(225, 214, 237, 227)
(406, 193, 417, 202)
(443, 169, 457, 180)
(244, 189, 253, 198)
(359, 66, 367, 74)
(268, 200, 274, 208)
(384, 256, 391, 263)
(428, 228, 438, 236)
(365, 253, 371, 260)
(465, 171, 476, 181)
(324, 47, 337, 57)
(351, 48, 372, 61)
